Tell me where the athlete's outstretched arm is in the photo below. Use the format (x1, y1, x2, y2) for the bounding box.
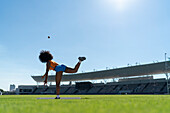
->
(42, 62, 49, 85)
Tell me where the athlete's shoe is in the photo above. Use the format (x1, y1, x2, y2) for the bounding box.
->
(78, 57, 86, 61)
(55, 97, 60, 99)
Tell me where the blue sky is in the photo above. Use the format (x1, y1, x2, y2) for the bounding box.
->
(0, 0, 170, 91)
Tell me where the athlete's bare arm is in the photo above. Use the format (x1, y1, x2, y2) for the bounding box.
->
(42, 61, 49, 85)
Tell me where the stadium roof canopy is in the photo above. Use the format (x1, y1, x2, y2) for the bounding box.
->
(32, 61, 170, 82)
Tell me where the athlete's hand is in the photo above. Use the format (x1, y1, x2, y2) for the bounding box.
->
(44, 79, 47, 86)
(42, 74, 46, 79)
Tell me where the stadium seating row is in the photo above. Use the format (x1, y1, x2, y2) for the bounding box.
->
(18, 79, 169, 95)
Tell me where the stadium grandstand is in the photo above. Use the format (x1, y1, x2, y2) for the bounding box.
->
(17, 61, 170, 95)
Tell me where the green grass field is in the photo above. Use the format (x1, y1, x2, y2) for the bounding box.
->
(0, 95, 170, 113)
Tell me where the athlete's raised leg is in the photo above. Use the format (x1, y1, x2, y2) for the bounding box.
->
(65, 57, 86, 73)
(65, 62, 81, 73)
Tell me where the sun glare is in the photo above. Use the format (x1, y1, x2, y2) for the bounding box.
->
(114, 0, 127, 11)
(107, 0, 135, 12)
